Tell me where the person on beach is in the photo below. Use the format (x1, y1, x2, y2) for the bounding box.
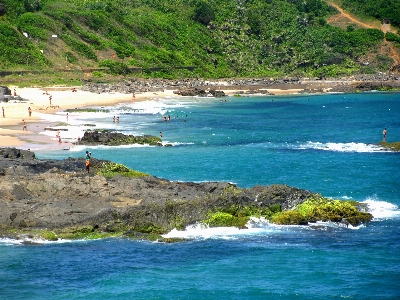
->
(22, 119, 27, 131)
(132, 92, 135, 99)
(116, 117, 120, 123)
(49, 95, 52, 105)
(113, 116, 116, 123)
(13, 88, 16, 96)
(28, 107, 32, 117)
(85, 151, 91, 173)
(66, 113, 68, 121)
(383, 128, 387, 141)
(2, 107, 4, 118)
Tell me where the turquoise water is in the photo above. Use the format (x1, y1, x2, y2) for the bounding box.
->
(1, 92, 400, 299)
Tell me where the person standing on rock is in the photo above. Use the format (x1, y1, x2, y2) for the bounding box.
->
(383, 128, 387, 142)
(85, 151, 91, 173)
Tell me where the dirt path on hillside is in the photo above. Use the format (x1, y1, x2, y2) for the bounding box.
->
(327, 1, 400, 69)
(327, 1, 377, 29)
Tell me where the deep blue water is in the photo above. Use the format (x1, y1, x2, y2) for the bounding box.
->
(1, 92, 400, 299)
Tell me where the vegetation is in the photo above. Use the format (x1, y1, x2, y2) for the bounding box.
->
(203, 195, 372, 228)
(342, 0, 400, 28)
(0, 0, 398, 79)
(378, 141, 400, 151)
(272, 196, 372, 226)
(96, 162, 149, 178)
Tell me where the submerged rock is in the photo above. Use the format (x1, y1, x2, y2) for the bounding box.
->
(377, 141, 400, 151)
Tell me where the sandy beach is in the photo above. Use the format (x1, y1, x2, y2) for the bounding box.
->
(0, 86, 301, 150)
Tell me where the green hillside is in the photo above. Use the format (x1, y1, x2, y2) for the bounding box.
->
(0, 0, 398, 79)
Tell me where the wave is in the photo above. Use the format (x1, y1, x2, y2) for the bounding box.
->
(161, 216, 365, 240)
(363, 198, 400, 220)
(163, 199, 400, 239)
(296, 141, 388, 153)
(0, 236, 80, 246)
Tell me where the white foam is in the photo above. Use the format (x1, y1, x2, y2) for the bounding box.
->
(0, 236, 78, 245)
(363, 198, 400, 220)
(298, 141, 387, 153)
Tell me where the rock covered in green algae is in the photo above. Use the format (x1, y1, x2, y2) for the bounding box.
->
(74, 130, 162, 146)
(378, 141, 400, 151)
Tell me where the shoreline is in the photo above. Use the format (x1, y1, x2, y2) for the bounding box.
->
(0, 87, 181, 150)
(1, 80, 399, 150)
(0, 86, 304, 150)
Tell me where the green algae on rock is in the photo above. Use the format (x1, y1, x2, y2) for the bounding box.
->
(378, 141, 400, 151)
(271, 196, 373, 227)
(74, 130, 162, 146)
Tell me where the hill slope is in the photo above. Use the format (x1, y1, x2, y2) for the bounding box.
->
(0, 0, 399, 79)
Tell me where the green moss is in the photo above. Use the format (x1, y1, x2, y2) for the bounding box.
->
(39, 230, 58, 241)
(55, 225, 122, 240)
(134, 223, 166, 235)
(202, 212, 249, 228)
(270, 211, 308, 225)
(378, 141, 400, 151)
(96, 162, 149, 178)
(273, 196, 373, 226)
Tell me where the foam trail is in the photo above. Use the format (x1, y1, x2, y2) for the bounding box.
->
(297, 141, 387, 153)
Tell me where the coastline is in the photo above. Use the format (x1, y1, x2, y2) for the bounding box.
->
(0, 87, 179, 149)
(2, 77, 399, 150)
(0, 86, 303, 150)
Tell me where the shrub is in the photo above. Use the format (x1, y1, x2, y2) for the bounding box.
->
(386, 32, 400, 44)
(61, 34, 98, 61)
(99, 59, 130, 75)
(96, 162, 149, 178)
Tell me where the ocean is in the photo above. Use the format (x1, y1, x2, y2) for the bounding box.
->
(1, 92, 400, 299)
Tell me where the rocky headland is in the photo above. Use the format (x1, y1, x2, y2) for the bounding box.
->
(0, 147, 374, 242)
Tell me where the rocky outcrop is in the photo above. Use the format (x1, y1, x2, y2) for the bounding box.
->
(79, 77, 400, 97)
(73, 130, 162, 146)
(0, 148, 373, 240)
(0, 148, 312, 230)
(378, 141, 400, 151)
(0, 86, 29, 103)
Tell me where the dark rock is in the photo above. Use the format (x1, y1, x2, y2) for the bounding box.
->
(0, 148, 372, 237)
(74, 130, 162, 146)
